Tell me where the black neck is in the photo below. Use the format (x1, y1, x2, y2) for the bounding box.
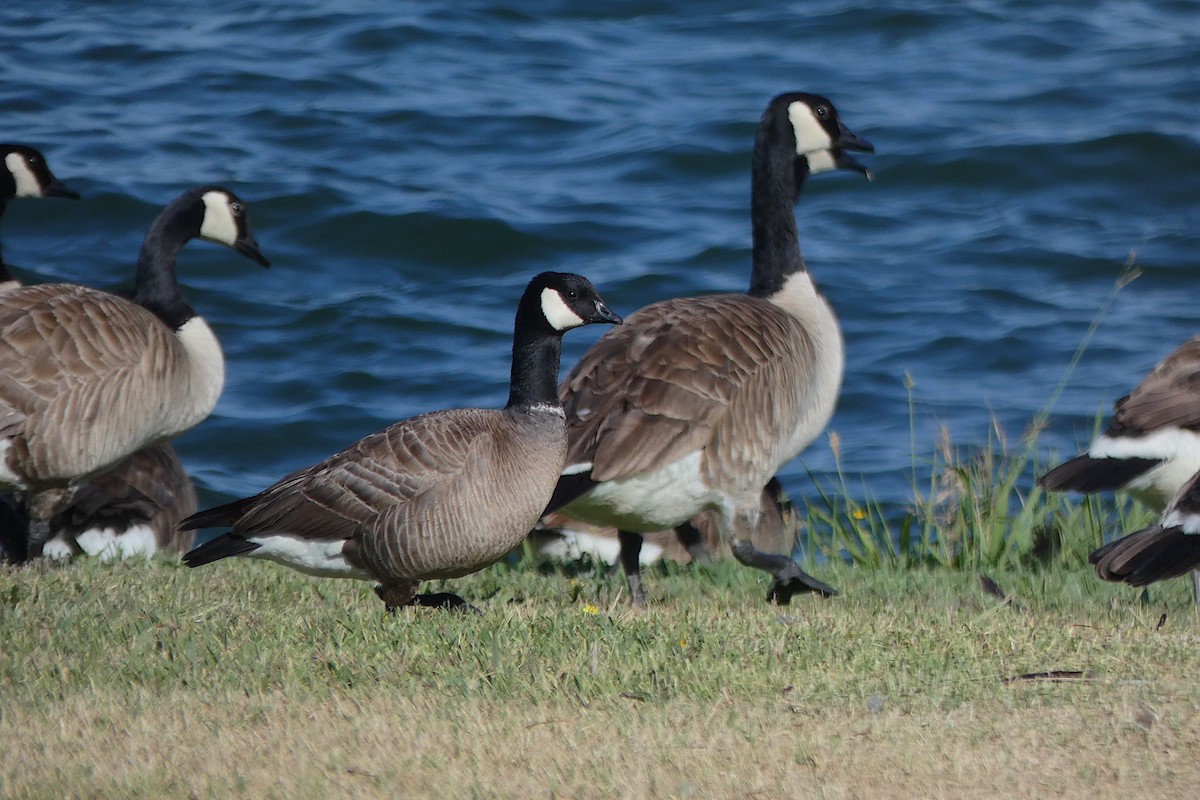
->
(747, 127, 809, 299)
(132, 201, 198, 330)
(506, 327, 563, 411)
(506, 287, 565, 410)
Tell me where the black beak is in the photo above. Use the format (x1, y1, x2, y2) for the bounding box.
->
(590, 299, 622, 325)
(834, 122, 874, 154)
(235, 236, 271, 268)
(44, 178, 79, 200)
(833, 149, 874, 181)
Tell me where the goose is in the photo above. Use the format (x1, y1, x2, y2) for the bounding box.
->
(542, 91, 872, 607)
(1038, 335, 1200, 509)
(534, 478, 836, 595)
(1091, 466, 1200, 588)
(0, 143, 78, 290)
(37, 444, 199, 561)
(181, 272, 621, 612)
(1038, 336, 1200, 599)
(0, 185, 269, 554)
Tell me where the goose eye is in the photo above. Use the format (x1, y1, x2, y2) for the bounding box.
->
(566, 290, 579, 300)
(815, 105, 829, 120)
(229, 201, 243, 217)
(27, 155, 39, 164)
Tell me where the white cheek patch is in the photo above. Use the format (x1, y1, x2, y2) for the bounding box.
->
(6, 152, 41, 197)
(199, 190, 240, 247)
(804, 149, 837, 175)
(541, 287, 586, 331)
(787, 102, 832, 155)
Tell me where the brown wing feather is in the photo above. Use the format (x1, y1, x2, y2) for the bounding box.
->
(1110, 336, 1200, 434)
(561, 293, 813, 483)
(0, 285, 185, 482)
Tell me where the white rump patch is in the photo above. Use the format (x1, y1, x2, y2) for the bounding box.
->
(5, 152, 40, 197)
(1088, 428, 1200, 504)
(82, 525, 157, 560)
(541, 287, 586, 331)
(537, 528, 665, 566)
(560, 461, 594, 476)
(249, 534, 370, 580)
(787, 101, 832, 155)
(43, 525, 158, 561)
(199, 190, 239, 247)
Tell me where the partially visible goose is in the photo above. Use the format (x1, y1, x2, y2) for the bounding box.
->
(1091, 467, 1200, 587)
(0, 143, 79, 290)
(1039, 336, 1200, 600)
(1039, 335, 1200, 509)
(534, 478, 836, 596)
(543, 92, 871, 606)
(0, 185, 269, 554)
(182, 272, 621, 611)
(38, 444, 199, 561)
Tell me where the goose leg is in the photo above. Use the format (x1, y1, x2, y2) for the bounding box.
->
(409, 592, 482, 615)
(375, 581, 420, 612)
(617, 530, 646, 607)
(674, 521, 713, 563)
(374, 582, 481, 614)
(723, 502, 838, 604)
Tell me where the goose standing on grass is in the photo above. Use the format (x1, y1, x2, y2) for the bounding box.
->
(0, 144, 79, 290)
(1038, 336, 1200, 599)
(543, 92, 872, 607)
(182, 272, 621, 612)
(0, 186, 269, 556)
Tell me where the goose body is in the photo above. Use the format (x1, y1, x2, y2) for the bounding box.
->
(39, 444, 198, 560)
(0, 143, 78, 290)
(544, 92, 871, 605)
(0, 186, 268, 555)
(183, 272, 621, 611)
(1039, 335, 1200, 509)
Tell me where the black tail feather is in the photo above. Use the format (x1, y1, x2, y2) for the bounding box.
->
(543, 471, 598, 516)
(1090, 525, 1200, 586)
(1038, 455, 1160, 494)
(179, 496, 257, 532)
(182, 533, 260, 568)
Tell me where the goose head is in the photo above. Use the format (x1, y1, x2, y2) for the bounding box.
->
(770, 92, 875, 179)
(526, 271, 623, 333)
(191, 186, 271, 267)
(0, 144, 79, 200)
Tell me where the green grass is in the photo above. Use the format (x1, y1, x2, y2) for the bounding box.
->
(3, 554, 1200, 798)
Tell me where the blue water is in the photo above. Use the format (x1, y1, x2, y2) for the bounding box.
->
(2, 2, 1198, 520)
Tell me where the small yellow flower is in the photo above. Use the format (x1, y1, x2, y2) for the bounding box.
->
(582, 603, 599, 615)
(678, 639, 687, 648)
(852, 508, 867, 520)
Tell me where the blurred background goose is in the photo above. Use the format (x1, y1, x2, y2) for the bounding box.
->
(0, 185, 269, 557)
(1039, 335, 1200, 599)
(0, 143, 77, 291)
(542, 92, 871, 606)
(182, 272, 621, 612)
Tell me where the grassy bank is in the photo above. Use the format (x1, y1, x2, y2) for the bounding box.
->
(3, 553, 1199, 799)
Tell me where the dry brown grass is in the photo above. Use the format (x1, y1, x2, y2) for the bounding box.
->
(5, 682, 1199, 799)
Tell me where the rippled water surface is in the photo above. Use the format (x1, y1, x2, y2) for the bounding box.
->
(2, 1, 1198, 518)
